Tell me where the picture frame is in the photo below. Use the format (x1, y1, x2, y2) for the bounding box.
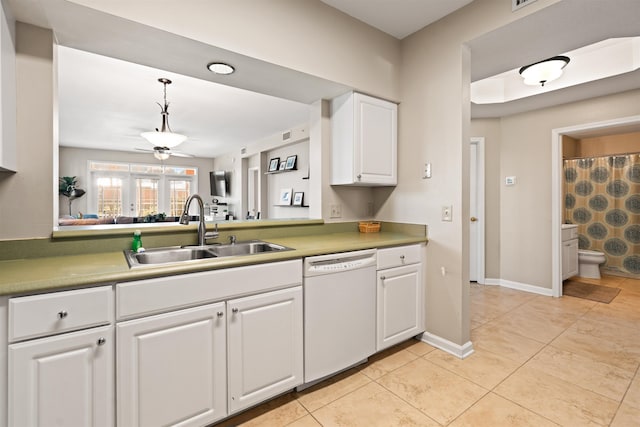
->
(293, 191, 304, 206)
(279, 188, 292, 205)
(285, 155, 297, 170)
(268, 157, 280, 172)
(279, 161, 286, 171)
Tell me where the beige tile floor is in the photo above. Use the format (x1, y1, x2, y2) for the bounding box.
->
(217, 275, 640, 426)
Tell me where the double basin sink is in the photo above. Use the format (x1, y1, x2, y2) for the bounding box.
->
(124, 240, 293, 268)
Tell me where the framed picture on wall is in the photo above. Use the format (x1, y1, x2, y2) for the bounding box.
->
(279, 188, 292, 205)
(279, 161, 286, 170)
(285, 155, 297, 170)
(293, 192, 304, 206)
(268, 157, 280, 172)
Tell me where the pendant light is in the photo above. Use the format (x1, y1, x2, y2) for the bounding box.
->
(519, 56, 570, 87)
(141, 78, 187, 148)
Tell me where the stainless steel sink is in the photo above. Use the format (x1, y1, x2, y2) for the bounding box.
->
(209, 240, 292, 257)
(124, 246, 217, 268)
(124, 240, 292, 268)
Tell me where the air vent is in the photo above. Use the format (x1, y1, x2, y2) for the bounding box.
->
(241, 147, 247, 155)
(282, 131, 291, 141)
(512, 0, 537, 11)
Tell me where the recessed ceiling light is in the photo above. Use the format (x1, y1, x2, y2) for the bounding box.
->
(207, 62, 235, 75)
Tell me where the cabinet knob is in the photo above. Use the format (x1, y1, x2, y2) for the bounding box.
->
(400, 255, 405, 261)
(380, 276, 386, 281)
(232, 308, 239, 313)
(217, 311, 224, 317)
(357, 174, 362, 180)
(97, 337, 106, 346)
(58, 310, 68, 319)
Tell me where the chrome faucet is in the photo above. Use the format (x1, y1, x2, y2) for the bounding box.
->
(179, 194, 219, 246)
(228, 235, 237, 245)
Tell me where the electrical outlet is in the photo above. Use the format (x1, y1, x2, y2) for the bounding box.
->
(442, 205, 453, 222)
(330, 204, 342, 218)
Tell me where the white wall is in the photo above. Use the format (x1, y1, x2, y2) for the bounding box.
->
(0, 23, 53, 239)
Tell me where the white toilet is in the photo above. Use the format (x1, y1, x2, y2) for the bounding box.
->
(578, 250, 606, 279)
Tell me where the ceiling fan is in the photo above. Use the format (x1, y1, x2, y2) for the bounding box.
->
(135, 145, 193, 160)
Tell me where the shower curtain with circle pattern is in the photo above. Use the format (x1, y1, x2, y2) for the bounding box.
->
(564, 153, 640, 277)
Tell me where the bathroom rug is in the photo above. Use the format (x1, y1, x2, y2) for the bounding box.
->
(562, 280, 620, 303)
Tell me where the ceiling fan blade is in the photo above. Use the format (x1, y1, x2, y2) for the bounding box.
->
(134, 147, 154, 153)
(170, 151, 194, 158)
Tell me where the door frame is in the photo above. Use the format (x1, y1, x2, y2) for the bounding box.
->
(550, 115, 640, 297)
(470, 137, 485, 284)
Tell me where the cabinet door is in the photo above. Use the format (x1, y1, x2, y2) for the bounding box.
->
(9, 325, 114, 427)
(563, 239, 579, 280)
(117, 303, 226, 427)
(354, 93, 397, 185)
(227, 287, 303, 414)
(377, 264, 424, 351)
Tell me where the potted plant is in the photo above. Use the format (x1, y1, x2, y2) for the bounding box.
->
(59, 176, 86, 216)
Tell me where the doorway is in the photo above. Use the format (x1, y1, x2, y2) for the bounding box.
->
(551, 115, 640, 297)
(470, 137, 485, 284)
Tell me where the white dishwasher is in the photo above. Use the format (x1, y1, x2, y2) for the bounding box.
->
(303, 249, 377, 384)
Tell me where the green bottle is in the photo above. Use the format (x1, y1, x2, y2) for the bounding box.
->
(132, 230, 142, 252)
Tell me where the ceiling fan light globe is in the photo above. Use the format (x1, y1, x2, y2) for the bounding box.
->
(153, 150, 171, 160)
(140, 131, 187, 148)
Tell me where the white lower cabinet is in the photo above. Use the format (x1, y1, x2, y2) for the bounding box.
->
(227, 287, 303, 413)
(9, 325, 114, 427)
(562, 239, 579, 280)
(376, 245, 424, 351)
(115, 259, 303, 426)
(117, 302, 227, 427)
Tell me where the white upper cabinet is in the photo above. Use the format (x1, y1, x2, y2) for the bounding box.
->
(331, 92, 397, 186)
(0, 2, 15, 172)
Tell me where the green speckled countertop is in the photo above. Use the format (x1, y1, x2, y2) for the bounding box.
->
(0, 229, 426, 296)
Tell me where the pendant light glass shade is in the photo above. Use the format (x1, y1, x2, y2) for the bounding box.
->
(519, 56, 570, 87)
(141, 129, 187, 148)
(141, 78, 187, 148)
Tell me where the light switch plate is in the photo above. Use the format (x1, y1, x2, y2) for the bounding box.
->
(442, 205, 452, 222)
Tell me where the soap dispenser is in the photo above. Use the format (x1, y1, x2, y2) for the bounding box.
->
(131, 230, 143, 252)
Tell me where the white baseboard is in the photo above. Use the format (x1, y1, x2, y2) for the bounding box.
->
(420, 332, 474, 359)
(483, 278, 553, 296)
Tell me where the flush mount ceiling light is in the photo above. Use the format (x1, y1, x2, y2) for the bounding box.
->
(207, 62, 235, 75)
(140, 78, 187, 148)
(519, 56, 570, 87)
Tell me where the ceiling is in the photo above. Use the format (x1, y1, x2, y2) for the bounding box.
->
(319, 0, 473, 39)
(6, 0, 640, 158)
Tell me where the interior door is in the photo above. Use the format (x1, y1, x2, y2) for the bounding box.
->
(469, 137, 485, 284)
(469, 141, 478, 281)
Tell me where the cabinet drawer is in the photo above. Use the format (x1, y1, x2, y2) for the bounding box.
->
(9, 286, 113, 342)
(561, 226, 578, 241)
(377, 244, 421, 270)
(117, 260, 302, 320)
